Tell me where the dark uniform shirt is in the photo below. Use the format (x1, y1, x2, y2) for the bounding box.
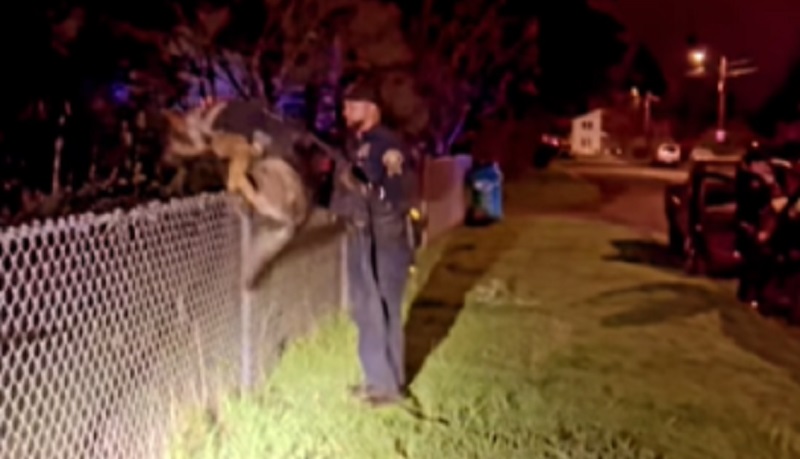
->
(735, 154, 793, 252)
(355, 125, 417, 216)
(330, 124, 418, 225)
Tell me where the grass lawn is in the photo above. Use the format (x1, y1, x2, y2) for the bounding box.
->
(172, 170, 800, 459)
(170, 215, 800, 459)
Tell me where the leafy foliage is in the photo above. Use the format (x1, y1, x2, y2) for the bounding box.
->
(536, 1, 629, 114)
(0, 0, 646, 225)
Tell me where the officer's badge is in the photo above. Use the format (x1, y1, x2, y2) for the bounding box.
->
(383, 149, 404, 177)
(356, 142, 371, 159)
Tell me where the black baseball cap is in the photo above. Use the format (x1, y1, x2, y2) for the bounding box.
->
(343, 78, 381, 105)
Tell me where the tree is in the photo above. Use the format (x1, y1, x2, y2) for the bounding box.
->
(0, 0, 544, 224)
(752, 56, 800, 137)
(536, 0, 629, 114)
(620, 46, 667, 97)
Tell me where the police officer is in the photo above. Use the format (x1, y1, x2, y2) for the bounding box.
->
(329, 78, 416, 407)
(735, 144, 788, 309)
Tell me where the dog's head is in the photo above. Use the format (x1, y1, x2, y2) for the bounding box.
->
(161, 102, 228, 157)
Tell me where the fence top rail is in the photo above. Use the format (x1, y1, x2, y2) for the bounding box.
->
(0, 193, 232, 243)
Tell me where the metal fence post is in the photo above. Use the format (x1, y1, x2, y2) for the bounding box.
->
(240, 210, 254, 391)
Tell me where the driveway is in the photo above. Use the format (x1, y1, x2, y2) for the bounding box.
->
(561, 158, 688, 184)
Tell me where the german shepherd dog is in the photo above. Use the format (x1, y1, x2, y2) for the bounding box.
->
(161, 100, 321, 288)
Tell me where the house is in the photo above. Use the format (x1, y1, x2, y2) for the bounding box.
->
(570, 109, 606, 156)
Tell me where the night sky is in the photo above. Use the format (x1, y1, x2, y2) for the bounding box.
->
(599, 0, 800, 112)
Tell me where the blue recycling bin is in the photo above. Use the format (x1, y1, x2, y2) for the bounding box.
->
(467, 161, 503, 223)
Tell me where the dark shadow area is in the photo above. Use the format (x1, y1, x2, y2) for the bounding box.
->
(604, 239, 683, 272)
(595, 282, 800, 386)
(720, 300, 800, 386)
(597, 282, 721, 328)
(404, 226, 519, 386)
(586, 178, 630, 202)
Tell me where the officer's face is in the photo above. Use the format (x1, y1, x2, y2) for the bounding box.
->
(343, 100, 374, 130)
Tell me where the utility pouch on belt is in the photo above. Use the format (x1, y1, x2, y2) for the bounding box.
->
(406, 205, 427, 250)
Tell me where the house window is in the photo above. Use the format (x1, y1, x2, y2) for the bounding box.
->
(583, 120, 593, 130)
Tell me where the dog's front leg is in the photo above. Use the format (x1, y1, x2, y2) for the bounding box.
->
(226, 156, 251, 193)
(226, 156, 265, 213)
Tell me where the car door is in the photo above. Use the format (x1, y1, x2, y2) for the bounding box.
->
(664, 182, 690, 253)
(695, 172, 739, 275)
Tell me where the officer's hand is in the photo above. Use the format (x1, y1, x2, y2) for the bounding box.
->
(350, 165, 370, 184)
(771, 196, 789, 212)
(338, 167, 369, 196)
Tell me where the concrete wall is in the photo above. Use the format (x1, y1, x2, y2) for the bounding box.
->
(421, 155, 472, 242)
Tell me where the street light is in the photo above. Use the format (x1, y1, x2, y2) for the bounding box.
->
(689, 48, 706, 67)
(686, 45, 757, 141)
(630, 86, 659, 135)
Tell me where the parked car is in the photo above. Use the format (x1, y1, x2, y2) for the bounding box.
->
(665, 142, 800, 323)
(653, 142, 682, 166)
(533, 133, 569, 168)
(664, 156, 740, 276)
(689, 146, 717, 162)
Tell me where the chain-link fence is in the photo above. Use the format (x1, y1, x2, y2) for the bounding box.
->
(0, 194, 345, 459)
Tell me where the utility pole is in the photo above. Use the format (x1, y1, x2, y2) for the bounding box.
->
(688, 48, 757, 141)
(715, 55, 757, 140)
(632, 87, 659, 136)
(643, 91, 659, 135)
(717, 55, 727, 134)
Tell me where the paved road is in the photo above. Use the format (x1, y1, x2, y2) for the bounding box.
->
(559, 160, 681, 236)
(561, 159, 688, 184)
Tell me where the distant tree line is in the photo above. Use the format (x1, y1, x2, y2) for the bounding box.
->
(0, 0, 664, 224)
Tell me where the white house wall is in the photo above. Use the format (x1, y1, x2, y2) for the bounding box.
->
(570, 110, 603, 156)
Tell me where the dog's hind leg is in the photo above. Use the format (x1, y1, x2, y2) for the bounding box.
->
(242, 221, 296, 289)
(237, 158, 303, 225)
(236, 155, 311, 288)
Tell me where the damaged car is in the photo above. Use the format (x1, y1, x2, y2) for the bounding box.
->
(664, 156, 740, 276)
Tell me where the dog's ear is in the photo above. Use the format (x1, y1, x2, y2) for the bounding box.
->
(161, 109, 186, 133)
